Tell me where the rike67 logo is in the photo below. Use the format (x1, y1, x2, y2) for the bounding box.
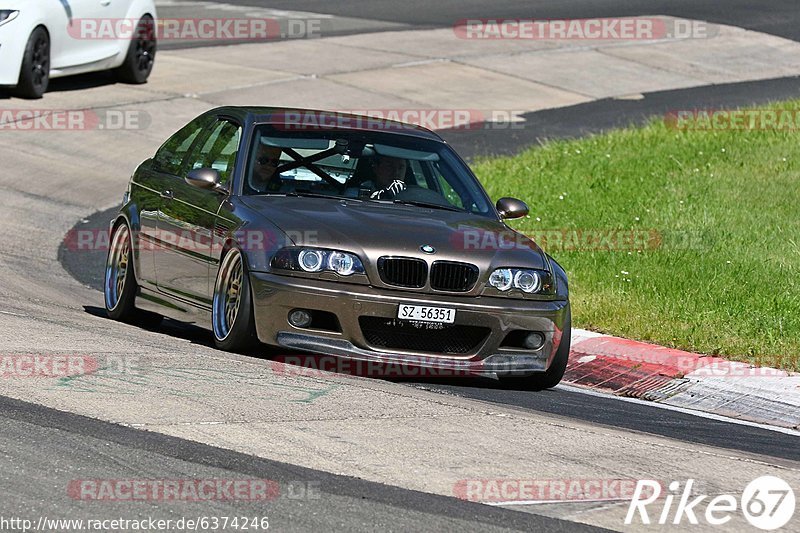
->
(626, 476, 795, 530)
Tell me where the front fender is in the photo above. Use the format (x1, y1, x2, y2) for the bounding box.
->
(222, 219, 293, 274)
(0, 12, 38, 85)
(547, 253, 569, 301)
(111, 199, 143, 283)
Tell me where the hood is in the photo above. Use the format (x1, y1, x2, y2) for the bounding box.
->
(240, 196, 548, 274)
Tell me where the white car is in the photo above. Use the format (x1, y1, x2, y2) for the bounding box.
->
(0, 0, 156, 98)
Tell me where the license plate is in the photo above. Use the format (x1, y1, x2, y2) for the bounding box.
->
(397, 304, 456, 323)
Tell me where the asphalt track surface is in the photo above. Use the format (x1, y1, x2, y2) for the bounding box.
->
(214, 0, 800, 42)
(441, 76, 800, 157)
(0, 395, 605, 532)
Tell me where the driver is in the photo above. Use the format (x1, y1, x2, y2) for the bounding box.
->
(250, 145, 284, 193)
(370, 156, 407, 199)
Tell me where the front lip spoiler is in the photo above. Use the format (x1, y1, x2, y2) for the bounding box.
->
(275, 331, 548, 378)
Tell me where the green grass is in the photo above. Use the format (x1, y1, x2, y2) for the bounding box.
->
(472, 100, 800, 370)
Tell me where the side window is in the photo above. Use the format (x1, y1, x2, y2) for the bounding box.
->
(153, 117, 208, 175)
(185, 120, 242, 185)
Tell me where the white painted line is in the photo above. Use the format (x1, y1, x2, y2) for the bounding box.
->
(392, 58, 450, 68)
(570, 328, 604, 346)
(0, 310, 28, 318)
(557, 383, 800, 437)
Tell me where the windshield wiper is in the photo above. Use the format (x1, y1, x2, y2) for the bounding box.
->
(390, 199, 464, 212)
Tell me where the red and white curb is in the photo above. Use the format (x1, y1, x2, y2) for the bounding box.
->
(566, 329, 800, 430)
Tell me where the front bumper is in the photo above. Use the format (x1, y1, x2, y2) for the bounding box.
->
(250, 272, 569, 378)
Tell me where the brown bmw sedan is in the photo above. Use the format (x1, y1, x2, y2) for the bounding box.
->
(104, 107, 570, 389)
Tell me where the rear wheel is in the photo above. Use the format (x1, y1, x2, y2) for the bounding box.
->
(16, 27, 50, 99)
(115, 15, 156, 84)
(501, 307, 571, 391)
(213, 247, 258, 351)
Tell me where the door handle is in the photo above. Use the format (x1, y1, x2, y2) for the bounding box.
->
(100, 0, 111, 6)
(160, 190, 173, 200)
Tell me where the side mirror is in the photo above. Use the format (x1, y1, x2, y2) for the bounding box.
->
(496, 197, 529, 220)
(186, 168, 227, 194)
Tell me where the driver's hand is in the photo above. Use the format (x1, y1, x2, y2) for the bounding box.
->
(371, 180, 406, 199)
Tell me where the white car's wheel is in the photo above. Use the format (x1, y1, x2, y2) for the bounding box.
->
(115, 15, 156, 84)
(16, 26, 49, 99)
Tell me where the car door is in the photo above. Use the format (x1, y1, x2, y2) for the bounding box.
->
(136, 114, 210, 287)
(155, 118, 242, 306)
(45, 0, 73, 70)
(57, 0, 129, 69)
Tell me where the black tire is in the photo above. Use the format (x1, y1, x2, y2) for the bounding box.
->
(501, 306, 571, 391)
(104, 222, 163, 328)
(16, 27, 50, 99)
(115, 15, 156, 84)
(212, 247, 258, 352)
(105, 223, 137, 320)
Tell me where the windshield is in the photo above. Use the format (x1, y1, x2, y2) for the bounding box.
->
(242, 125, 494, 216)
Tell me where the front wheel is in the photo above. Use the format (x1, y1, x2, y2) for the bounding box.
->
(212, 247, 258, 351)
(115, 15, 156, 84)
(501, 307, 571, 391)
(104, 222, 162, 328)
(16, 27, 50, 99)
(105, 223, 138, 320)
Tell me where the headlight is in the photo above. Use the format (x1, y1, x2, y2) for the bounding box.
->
(513, 270, 541, 293)
(0, 10, 19, 26)
(327, 251, 356, 276)
(298, 249, 323, 272)
(487, 268, 552, 295)
(488, 268, 513, 291)
(272, 247, 365, 277)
